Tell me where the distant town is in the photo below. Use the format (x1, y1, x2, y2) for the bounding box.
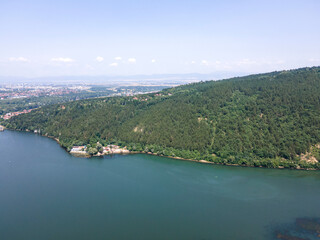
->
(0, 83, 171, 100)
(0, 85, 83, 100)
(0, 83, 172, 118)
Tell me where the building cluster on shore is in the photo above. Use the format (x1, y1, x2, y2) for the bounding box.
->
(70, 146, 87, 153)
(102, 145, 130, 154)
(70, 144, 129, 156)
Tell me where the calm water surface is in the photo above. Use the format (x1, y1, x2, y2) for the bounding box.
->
(0, 130, 320, 240)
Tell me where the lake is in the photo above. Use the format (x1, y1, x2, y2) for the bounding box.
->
(0, 130, 320, 240)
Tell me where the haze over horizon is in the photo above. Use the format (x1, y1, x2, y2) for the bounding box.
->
(1, 0, 319, 80)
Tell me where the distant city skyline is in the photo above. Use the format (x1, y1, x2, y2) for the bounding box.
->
(0, 0, 319, 78)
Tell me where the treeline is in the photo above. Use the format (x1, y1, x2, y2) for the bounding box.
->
(6, 67, 320, 169)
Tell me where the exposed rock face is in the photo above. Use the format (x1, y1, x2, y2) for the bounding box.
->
(300, 152, 318, 164)
(133, 126, 144, 133)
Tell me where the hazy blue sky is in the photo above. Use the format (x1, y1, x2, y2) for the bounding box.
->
(0, 0, 319, 77)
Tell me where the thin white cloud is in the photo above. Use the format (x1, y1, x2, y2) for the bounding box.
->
(115, 57, 122, 61)
(201, 60, 209, 65)
(109, 62, 118, 67)
(235, 59, 284, 67)
(151, 59, 156, 63)
(309, 58, 320, 62)
(237, 59, 257, 66)
(51, 57, 74, 63)
(85, 64, 94, 70)
(9, 57, 29, 62)
(128, 58, 136, 63)
(96, 56, 104, 62)
(191, 61, 196, 64)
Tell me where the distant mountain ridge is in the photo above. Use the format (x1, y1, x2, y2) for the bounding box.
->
(0, 72, 247, 85)
(5, 67, 320, 169)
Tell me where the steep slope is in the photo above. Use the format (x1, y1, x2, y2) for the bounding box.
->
(6, 67, 320, 169)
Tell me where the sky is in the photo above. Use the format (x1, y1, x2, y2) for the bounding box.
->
(0, 0, 320, 78)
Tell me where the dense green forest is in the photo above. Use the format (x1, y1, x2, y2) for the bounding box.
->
(5, 67, 320, 169)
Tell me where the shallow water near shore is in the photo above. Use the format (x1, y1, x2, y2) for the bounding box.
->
(1, 130, 320, 240)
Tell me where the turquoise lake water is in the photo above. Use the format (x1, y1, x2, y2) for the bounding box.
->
(0, 130, 319, 240)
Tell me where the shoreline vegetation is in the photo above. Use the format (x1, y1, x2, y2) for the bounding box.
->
(3, 67, 320, 170)
(9, 129, 320, 171)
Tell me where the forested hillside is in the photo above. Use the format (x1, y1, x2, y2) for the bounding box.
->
(5, 67, 320, 169)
